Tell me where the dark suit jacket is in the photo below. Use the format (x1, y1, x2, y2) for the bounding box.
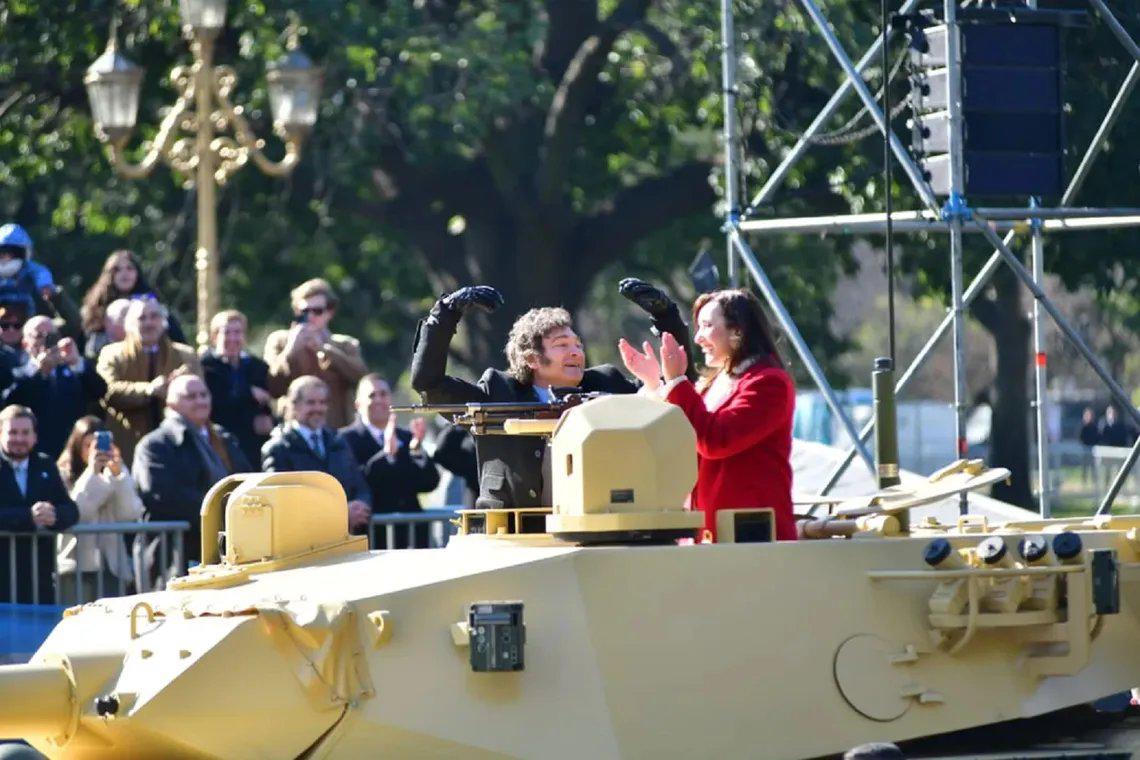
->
(201, 350, 272, 467)
(0, 452, 80, 603)
(432, 423, 478, 503)
(261, 425, 371, 511)
(6, 359, 108, 459)
(132, 415, 252, 564)
(339, 420, 440, 513)
(410, 300, 665, 509)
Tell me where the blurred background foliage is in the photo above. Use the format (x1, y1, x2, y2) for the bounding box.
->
(0, 0, 894, 387)
(2, 0, 1139, 440)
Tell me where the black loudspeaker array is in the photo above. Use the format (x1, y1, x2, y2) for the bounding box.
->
(909, 21, 1066, 198)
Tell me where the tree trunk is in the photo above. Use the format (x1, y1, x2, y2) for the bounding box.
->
(971, 268, 1033, 508)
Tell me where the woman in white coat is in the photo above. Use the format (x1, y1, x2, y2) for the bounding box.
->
(56, 415, 144, 601)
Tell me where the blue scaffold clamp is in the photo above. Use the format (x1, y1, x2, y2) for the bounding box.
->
(940, 192, 972, 223)
(722, 208, 742, 233)
(1028, 197, 1044, 233)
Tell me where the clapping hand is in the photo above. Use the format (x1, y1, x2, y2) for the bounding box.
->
(384, 412, 400, 458)
(618, 338, 662, 390)
(441, 285, 504, 316)
(409, 416, 427, 450)
(659, 332, 688, 382)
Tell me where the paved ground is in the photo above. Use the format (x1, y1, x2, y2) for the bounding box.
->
(895, 704, 1140, 759)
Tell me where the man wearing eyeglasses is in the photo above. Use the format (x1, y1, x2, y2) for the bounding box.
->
(264, 278, 366, 429)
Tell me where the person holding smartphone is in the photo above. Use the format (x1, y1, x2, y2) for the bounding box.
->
(56, 416, 143, 601)
(263, 278, 366, 429)
(6, 315, 108, 459)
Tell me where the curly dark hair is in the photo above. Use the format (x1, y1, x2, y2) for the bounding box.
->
(80, 249, 158, 333)
(505, 307, 574, 385)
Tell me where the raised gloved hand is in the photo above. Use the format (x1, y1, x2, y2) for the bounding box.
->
(618, 277, 678, 319)
(441, 285, 504, 315)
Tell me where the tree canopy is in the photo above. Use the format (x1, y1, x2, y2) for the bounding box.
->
(1, 0, 889, 385)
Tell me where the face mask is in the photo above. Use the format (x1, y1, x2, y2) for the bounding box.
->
(0, 260, 22, 278)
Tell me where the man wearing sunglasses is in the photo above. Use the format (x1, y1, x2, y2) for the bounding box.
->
(0, 302, 27, 396)
(264, 278, 367, 429)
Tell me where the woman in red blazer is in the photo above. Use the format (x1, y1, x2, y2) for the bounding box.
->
(619, 289, 796, 541)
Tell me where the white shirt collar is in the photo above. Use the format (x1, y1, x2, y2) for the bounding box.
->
(292, 421, 322, 438)
(361, 416, 386, 442)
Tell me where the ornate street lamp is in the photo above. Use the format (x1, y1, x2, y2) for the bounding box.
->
(84, 5, 321, 346)
(83, 37, 143, 143)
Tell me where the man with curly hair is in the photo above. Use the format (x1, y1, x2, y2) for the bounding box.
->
(410, 279, 691, 509)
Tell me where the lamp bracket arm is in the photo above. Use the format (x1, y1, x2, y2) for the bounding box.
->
(211, 65, 301, 180)
(107, 91, 193, 180)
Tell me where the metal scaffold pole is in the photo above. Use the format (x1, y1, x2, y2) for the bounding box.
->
(721, 0, 740, 288)
(1029, 197, 1051, 517)
(944, 0, 969, 513)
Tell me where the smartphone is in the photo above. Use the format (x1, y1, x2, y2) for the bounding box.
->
(94, 430, 113, 453)
(42, 331, 61, 347)
(293, 309, 309, 325)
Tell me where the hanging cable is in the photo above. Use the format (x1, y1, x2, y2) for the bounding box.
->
(882, 0, 897, 368)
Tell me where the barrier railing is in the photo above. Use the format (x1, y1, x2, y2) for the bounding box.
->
(368, 510, 459, 550)
(1093, 445, 1140, 502)
(3, 509, 466, 607)
(1, 521, 190, 606)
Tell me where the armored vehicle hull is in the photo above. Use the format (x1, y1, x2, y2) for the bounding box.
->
(7, 520, 1140, 759)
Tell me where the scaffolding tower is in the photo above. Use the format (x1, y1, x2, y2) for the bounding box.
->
(719, 0, 1140, 516)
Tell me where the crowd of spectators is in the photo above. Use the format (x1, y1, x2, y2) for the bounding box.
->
(0, 224, 475, 603)
(1078, 403, 1139, 484)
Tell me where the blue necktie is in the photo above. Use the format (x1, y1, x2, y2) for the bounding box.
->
(14, 462, 27, 497)
(310, 431, 324, 459)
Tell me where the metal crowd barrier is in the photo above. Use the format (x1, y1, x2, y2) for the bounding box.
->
(367, 510, 459, 550)
(1093, 445, 1140, 499)
(1, 521, 190, 606)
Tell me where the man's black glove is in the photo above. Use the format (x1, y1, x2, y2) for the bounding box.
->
(619, 277, 680, 320)
(441, 285, 504, 316)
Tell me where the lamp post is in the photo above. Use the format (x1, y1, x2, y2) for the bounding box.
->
(84, 1, 321, 346)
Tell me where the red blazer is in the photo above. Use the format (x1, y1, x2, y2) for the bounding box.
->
(666, 358, 796, 541)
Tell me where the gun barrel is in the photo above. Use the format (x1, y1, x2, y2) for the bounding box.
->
(502, 418, 559, 436)
(0, 661, 75, 740)
(391, 401, 567, 414)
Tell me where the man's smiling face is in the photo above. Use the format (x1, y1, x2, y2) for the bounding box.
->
(529, 326, 586, 388)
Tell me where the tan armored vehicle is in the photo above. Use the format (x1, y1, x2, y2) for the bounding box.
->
(2, 394, 1138, 759)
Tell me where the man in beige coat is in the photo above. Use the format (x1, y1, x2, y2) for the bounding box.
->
(97, 299, 200, 464)
(264, 278, 366, 429)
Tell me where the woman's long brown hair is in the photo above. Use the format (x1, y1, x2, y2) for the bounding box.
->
(58, 415, 106, 487)
(80, 250, 156, 333)
(691, 289, 784, 388)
